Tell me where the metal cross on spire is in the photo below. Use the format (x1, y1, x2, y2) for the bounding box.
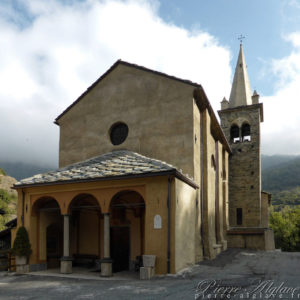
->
(238, 34, 245, 44)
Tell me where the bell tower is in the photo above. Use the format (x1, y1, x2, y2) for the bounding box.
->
(218, 44, 264, 228)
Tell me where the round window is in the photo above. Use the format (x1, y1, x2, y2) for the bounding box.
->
(110, 122, 129, 145)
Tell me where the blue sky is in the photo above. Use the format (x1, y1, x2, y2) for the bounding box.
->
(159, 0, 299, 95)
(1, 0, 300, 166)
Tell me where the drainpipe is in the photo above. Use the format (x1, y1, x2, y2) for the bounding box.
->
(200, 111, 205, 256)
(167, 176, 171, 274)
(215, 141, 220, 243)
(21, 189, 25, 226)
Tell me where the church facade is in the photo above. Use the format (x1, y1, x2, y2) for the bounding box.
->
(13, 45, 274, 276)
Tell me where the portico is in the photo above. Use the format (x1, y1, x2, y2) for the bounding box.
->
(14, 150, 198, 275)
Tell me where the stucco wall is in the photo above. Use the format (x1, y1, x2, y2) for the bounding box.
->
(143, 176, 170, 274)
(77, 210, 99, 255)
(202, 109, 217, 259)
(193, 99, 202, 262)
(39, 211, 62, 261)
(58, 64, 195, 179)
(174, 178, 197, 273)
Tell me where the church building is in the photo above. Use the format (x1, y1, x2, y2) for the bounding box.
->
(13, 45, 274, 277)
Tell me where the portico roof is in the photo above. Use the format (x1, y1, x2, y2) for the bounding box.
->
(14, 150, 198, 189)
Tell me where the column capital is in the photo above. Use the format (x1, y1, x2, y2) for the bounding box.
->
(100, 258, 113, 263)
(63, 214, 71, 217)
(60, 256, 73, 261)
(103, 212, 110, 216)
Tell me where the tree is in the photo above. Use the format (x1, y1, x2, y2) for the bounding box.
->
(270, 207, 300, 251)
(0, 189, 17, 230)
(12, 226, 32, 257)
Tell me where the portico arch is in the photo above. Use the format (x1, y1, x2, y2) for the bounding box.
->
(31, 196, 61, 216)
(109, 190, 145, 273)
(68, 193, 102, 265)
(31, 196, 63, 267)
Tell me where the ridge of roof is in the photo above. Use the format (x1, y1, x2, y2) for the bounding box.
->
(54, 60, 202, 124)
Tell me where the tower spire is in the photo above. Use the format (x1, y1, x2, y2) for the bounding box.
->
(229, 44, 252, 108)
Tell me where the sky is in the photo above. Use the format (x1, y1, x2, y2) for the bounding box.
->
(1, 0, 300, 167)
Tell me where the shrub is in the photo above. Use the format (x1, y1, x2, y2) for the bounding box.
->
(270, 207, 300, 251)
(12, 226, 32, 257)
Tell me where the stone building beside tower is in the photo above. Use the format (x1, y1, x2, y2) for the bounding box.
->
(12, 45, 273, 277)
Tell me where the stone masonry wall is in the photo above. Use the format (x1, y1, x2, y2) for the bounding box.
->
(219, 105, 262, 227)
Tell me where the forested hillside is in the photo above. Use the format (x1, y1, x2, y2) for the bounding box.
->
(259, 155, 300, 251)
(262, 156, 300, 210)
(262, 156, 300, 191)
(0, 174, 17, 231)
(261, 154, 298, 171)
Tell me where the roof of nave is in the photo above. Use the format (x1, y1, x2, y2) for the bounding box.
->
(14, 150, 198, 189)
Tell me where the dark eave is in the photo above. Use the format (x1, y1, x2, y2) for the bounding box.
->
(5, 217, 17, 228)
(0, 227, 10, 238)
(193, 87, 232, 154)
(218, 103, 264, 123)
(54, 60, 202, 125)
(14, 169, 198, 190)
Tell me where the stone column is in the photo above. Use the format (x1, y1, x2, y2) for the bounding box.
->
(101, 213, 112, 277)
(61, 214, 72, 274)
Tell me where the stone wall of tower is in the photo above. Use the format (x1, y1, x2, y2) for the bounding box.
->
(219, 104, 262, 228)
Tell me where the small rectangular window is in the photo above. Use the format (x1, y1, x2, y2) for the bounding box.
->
(237, 208, 243, 225)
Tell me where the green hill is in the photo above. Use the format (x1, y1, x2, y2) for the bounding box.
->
(262, 155, 300, 210)
(261, 154, 299, 171)
(0, 174, 17, 231)
(262, 156, 300, 191)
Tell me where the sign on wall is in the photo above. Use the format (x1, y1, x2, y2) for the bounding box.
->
(154, 214, 162, 229)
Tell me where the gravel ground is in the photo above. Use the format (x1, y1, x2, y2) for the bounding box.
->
(0, 249, 299, 300)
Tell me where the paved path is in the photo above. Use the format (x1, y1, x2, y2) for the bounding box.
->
(0, 249, 300, 299)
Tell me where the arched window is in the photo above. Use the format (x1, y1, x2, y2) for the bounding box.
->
(230, 124, 240, 143)
(222, 148, 226, 180)
(236, 208, 243, 225)
(211, 155, 216, 170)
(242, 123, 251, 142)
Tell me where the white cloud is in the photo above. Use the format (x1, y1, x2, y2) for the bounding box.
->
(261, 32, 300, 155)
(0, 0, 232, 166)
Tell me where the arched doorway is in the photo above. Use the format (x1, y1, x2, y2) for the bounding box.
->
(32, 197, 62, 268)
(46, 223, 63, 268)
(109, 190, 145, 273)
(68, 194, 101, 268)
